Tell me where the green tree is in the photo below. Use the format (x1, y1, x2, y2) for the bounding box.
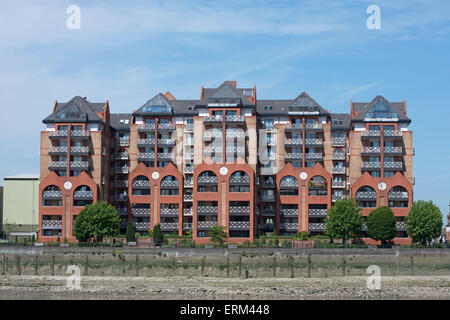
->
(366, 206, 396, 246)
(126, 222, 135, 242)
(405, 200, 443, 245)
(296, 231, 310, 240)
(209, 226, 228, 247)
(326, 198, 364, 245)
(73, 201, 120, 242)
(152, 224, 164, 247)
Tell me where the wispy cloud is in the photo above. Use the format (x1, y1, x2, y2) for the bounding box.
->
(331, 83, 378, 106)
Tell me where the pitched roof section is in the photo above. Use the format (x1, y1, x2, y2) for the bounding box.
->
(200, 81, 255, 106)
(133, 93, 173, 116)
(352, 95, 410, 123)
(110, 113, 132, 131)
(43, 96, 106, 124)
(256, 92, 329, 116)
(331, 113, 351, 131)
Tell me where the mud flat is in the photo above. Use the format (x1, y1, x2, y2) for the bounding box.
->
(0, 275, 449, 300)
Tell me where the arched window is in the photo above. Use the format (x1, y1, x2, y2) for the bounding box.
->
(229, 171, 250, 192)
(132, 175, 151, 196)
(308, 176, 327, 196)
(388, 186, 409, 208)
(42, 185, 62, 207)
(73, 185, 93, 207)
(197, 171, 218, 192)
(280, 176, 298, 196)
(160, 176, 179, 196)
(355, 186, 377, 208)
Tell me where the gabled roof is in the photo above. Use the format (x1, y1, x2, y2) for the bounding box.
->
(352, 95, 410, 123)
(199, 81, 255, 106)
(110, 113, 132, 131)
(331, 113, 351, 131)
(43, 96, 106, 124)
(133, 93, 173, 116)
(256, 92, 329, 116)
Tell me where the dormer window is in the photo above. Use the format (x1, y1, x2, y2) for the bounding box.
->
(366, 100, 397, 119)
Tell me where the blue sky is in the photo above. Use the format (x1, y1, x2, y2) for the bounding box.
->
(0, 0, 449, 222)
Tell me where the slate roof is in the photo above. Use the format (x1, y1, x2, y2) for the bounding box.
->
(133, 93, 173, 116)
(43, 96, 106, 124)
(110, 113, 132, 131)
(352, 95, 410, 123)
(199, 81, 255, 106)
(330, 113, 351, 131)
(256, 92, 329, 116)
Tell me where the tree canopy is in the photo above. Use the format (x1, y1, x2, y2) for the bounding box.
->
(152, 224, 164, 246)
(209, 226, 228, 247)
(366, 206, 396, 245)
(325, 198, 364, 244)
(73, 201, 120, 242)
(405, 200, 443, 244)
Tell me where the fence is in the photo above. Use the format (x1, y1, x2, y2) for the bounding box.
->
(1, 252, 449, 278)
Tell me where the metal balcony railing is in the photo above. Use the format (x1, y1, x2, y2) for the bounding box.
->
(332, 167, 345, 174)
(285, 153, 302, 160)
(355, 191, 377, 200)
(332, 181, 346, 188)
(332, 152, 345, 160)
(42, 220, 62, 229)
(362, 162, 381, 169)
(115, 194, 128, 202)
(384, 146, 403, 154)
(280, 180, 299, 188)
(70, 146, 89, 155)
(184, 167, 194, 175)
(388, 191, 409, 200)
(160, 180, 179, 188)
(384, 130, 403, 137)
(157, 139, 176, 146)
(229, 221, 250, 230)
(225, 146, 245, 154)
(304, 123, 323, 130)
(132, 180, 151, 187)
(71, 130, 90, 138)
(137, 123, 156, 131)
(137, 139, 155, 146)
(396, 221, 406, 231)
(204, 115, 223, 123)
(49, 146, 68, 154)
(332, 194, 345, 202)
(48, 161, 67, 170)
(361, 130, 380, 137)
(280, 209, 299, 216)
(384, 162, 403, 170)
(286, 123, 303, 131)
(184, 180, 194, 188)
(42, 190, 62, 199)
(184, 152, 194, 160)
(115, 180, 128, 188)
(134, 222, 150, 231)
(305, 138, 323, 145)
(115, 152, 129, 160)
(331, 137, 345, 146)
(117, 137, 130, 147)
(183, 208, 193, 216)
(229, 206, 250, 214)
(70, 161, 89, 170)
(309, 223, 325, 231)
(284, 139, 302, 146)
(160, 208, 179, 216)
(279, 223, 298, 231)
(204, 131, 222, 140)
(157, 153, 173, 160)
(158, 123, 175, 130)
(49, 131, 68, 138)
(261, 194, 276, 202)
(185, 124, 194, 132)
(197, 221, 217, 229)
(229, 176, 250, 184)
(305, 153, 323, 160)
(137, 152, 155, 161)
(226, 131, 245, 138)
(115, 166, 129, 174)
(308, 209, 328, 217)
(261, 209, 275, 216)
(361, 147, 381, 154)
(197, 206, 218, 214)
(198, 176, 218, 184)
(225, 115, 245, 123)
(183, 194, 193, 201)
(183, 223, 193, 230)
(73, 190, 94, 199)
(161, 222, 179, 231)
(132, 208, 151, 216)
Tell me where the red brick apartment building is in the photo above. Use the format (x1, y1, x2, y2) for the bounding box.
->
(38, 81, 414, 244)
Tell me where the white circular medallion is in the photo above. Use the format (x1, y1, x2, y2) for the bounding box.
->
(378, 182, 387, 191)
(152, 172, 160, 180)
(63, 181, 72, 190)
(219, 167, 228, 176)
(299, 172, 308, 181)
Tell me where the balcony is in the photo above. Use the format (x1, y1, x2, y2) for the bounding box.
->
(361, 147, 380, 154)
(279, 223, 298, 231)
(332, 137, 345, 146)
(160, 181, 179, 189)
(203, 146, 222, 155)
(261, 194, 275, 202)
(184, 167, 194, 174)
(226, 131, 245, 139)
(132, 180, 151, 188)
(73, 190, 94, 200)
(280, 209, 298, 216)
(361, 130, 380, 138)
(229, 221, 250, 230)
(284, 139, 302, 147)
(261, 209, 275, 216)
(183, 194, 193, 202)
(117, 136, 130, 147)
(137, 138, 155, 147)
(204, 115, 223, 124)
(361, 162, 381, 170)
(183, 208, 193, 216)
(261, 223, 275, 231)
(332, 152, 345, 160)
(185, 124, 194, 132)
(137, 152, 155, 161)
(285, 123, 303, 132)
(134, 222, 150, 231)
(396, 221, 406, 231)
(304, 138, 323, 146)
(48, 161, 67, 170)
(49, 131, 68, 139)
(158, 123, 175, 131)
(279, 180, 298, 189)
(225, 146, 245, 154)
(309, 223, 326, 231)
(132, 208, 150, 217)
(285, 153, 302, 161)
(225, 115, 245, 123)
(384, 162, 403, 170)
(332, 181, 346, 188)
(304, 153, 323, 161)
(70, 161, 89, 170)
(117, 207, 128, 216)
(184, 139, 194, 146)
(197, 206, 218, 215)
(198, 176, 218, 185)
(184, 152, 194, 161)
(229, 206, 250, 215)
(308, 209, 328, 217)
(70, 146, 89, 155)
(384, 146, 403, 154)
(49, 146, 68, 155)
(229, 176, 250, 185)
(42, 220, 62, 229)
(137, 123, 156, 132)
(42, 190, 62, 200)
(355, 191, 376, 200)
(70, 130, 90, 139)
(157, 139, 176, 147)
(115, 194, 128, 202)
(388, 191, 409, 200)
(160, 208, 179, 217)
(332, 167, 345, 174)
(184, 180, 193, 188)
(197, 221, 217, 230)
(304, 123, 323, 131)
(332, 194, 345, 202)
(115, 166, 129, 174)
(384, 130, 403, 138)
(115, 152, 129, 160)
(157, 153, 173, 161)
(161, 222, 179, 231)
